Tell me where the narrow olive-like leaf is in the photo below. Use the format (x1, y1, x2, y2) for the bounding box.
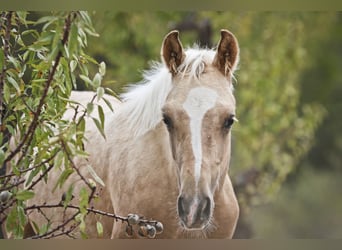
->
(86, 164, 105, 187)
(31, 220, 40, 235)
(63, 184, 74, 208)
(79, 188, 89, 215)
(17, 205, 27, 233)
(92, 117, 106, 140)
(0, 149, 4, 166)
(99, 62, 106, 76)
(87, 103, 94, 115)
(7, 76, 20, 93)
(79, 74, 92, 86)
(70, 60, 77, 72)
(53, 168, 74, 192)
(68, 23, 78, 55)
(98, 105, 105, 129)
(7, 56, 20, 69)
(92, 73, 102, 88)
(6, 206, 18, 236)
(96, 87, 104, 101)
(54, 150, 64, 169)
(16, 190, 35, 201)
(0, 49, 4, 70)
(96, 221, 104, 237)
(102, 97, 114, 112)
(16, 11, 28, 25)
(105, 87, 121, 99)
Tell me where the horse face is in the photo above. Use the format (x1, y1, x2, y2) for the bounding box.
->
(160, 30, 239, 232)
(162, 81, 236, 231)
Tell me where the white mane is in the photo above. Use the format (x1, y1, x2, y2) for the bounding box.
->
(119, 47, 217, 137)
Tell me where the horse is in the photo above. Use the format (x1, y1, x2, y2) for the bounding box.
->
(22, 29, 240, 239)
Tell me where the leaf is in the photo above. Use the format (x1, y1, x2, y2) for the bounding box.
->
(79, 187, 89, 215)
(53, 168, 74, 192)
(98, 105, 105, 130)
(92, 117, 106, 140)
(7, 76, 21, 93)
(99, 62, 106, 76)
(15, 190, 35, 201)
(0, 148, 4, 166)
(54, 150, 64, 169)
(102, 97, 114, 112)
(87, 103, 94, 115)
(86, 164, 105, 187)
(79, 74, 92, 86)
(63, 184, 74, 208)
(6, 206, 19, 237)
(96, 87, 104, 101)
(0, 49, 4, 70)
(105, 87, 120, 99)
(68, 23, 79, 55)
(96, 221, 104, 237)
(92, 73, 102, 88)
(70, 60, 77, 72)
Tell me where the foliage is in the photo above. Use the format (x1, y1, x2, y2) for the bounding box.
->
(248, 168, 342, 238)
(0, 11, 105, 239)
(0, 11, 162, 239)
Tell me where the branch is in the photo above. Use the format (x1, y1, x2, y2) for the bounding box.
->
(24, 202, 161, 239)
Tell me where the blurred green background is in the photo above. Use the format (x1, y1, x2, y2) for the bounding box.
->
(30, 12, 342, 238)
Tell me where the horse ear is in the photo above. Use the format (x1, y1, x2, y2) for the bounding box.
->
(161, 30, 185, 75)
(213, 29, 239, 78)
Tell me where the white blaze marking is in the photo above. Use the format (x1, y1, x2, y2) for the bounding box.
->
(182, 87, 218, 186)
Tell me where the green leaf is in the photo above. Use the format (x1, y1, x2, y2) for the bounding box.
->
(105, 87, 120, 99)
(86, 164, 105, 187)
(102, 97, 114, 112)
(70, 60, 77, 72)
(92, 117, 106, 140)
(15, 190, 35, 201)
(0, 49, 4, 70)
(53, 168, 74, 192)
(3, 82, 10, 103)
(80, 74, 92, 86)
(99, 62, 106, 76)
(96, 221, 104, 237)
(7, 56, 20, 69)
(0, 148, 4, 166)
(68, 23, 79, 55)
(6, 206, 22, 238)
(16, 11, 28, 25)
(17, 206, 27, 232)
(54, 150, 64, 169)
(79, 187, 89, 215)
(96, 87, 104, 101)
(7, 76, 21, 93)
(98, 105, 105, 129)
(92, 73, 102, 88)
(63, 184, 74, 208)
(87, 103, 94, 115)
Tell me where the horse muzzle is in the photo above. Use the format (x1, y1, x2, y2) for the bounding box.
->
(177, 195, 212, 230)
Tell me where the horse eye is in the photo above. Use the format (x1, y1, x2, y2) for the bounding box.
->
(223, 115, 235, 129)
(162, 114, 173, 128)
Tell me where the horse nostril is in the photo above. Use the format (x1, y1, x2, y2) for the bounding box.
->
(200, 197, 211, 220)
(177, 196, 186, 217)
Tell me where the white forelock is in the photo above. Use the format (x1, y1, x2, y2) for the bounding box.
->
(119, 47, 218, 138)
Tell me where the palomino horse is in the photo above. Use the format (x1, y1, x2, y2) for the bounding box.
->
(24, 29, 240, 238)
